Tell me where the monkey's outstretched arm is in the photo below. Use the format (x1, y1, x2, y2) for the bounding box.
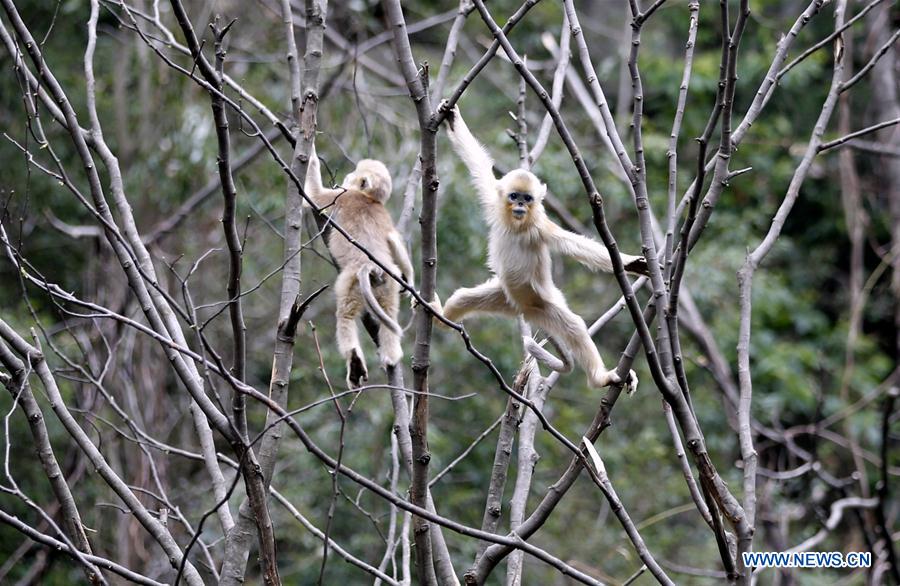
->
(304, 142, 342, 209)
(387, 230, 415, 287)
(441, 104, 498, 211)
(441, 278, 514, 323)
(545, 221, 648, 276)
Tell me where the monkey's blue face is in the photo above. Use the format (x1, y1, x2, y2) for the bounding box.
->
(507, 191, 534, 220)
(499, 169, 544, 227)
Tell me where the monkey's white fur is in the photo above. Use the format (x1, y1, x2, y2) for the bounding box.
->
(440, 104, 641, 391)
(305, 144, 414, 387)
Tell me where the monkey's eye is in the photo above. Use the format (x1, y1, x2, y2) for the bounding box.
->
(508, 193, 518, 203)
(523, 194, 533, 203)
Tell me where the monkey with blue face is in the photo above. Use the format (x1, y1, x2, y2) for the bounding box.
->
(436, 103, 644, 392)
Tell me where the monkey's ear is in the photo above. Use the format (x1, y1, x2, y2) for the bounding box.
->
(360, 177, 368, 190)
(539, 182, 548, 200)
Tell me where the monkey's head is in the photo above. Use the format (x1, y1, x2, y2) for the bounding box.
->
(343, 159, 393, 203)
(498, 169, 546, 228)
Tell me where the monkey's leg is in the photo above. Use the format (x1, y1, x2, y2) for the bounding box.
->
(335, 270, 367, 387)
(374, 280, 403, 367)
(529, 302, 604, 384)
(442, 278, 515, 322)
(528, 299, 618, 388)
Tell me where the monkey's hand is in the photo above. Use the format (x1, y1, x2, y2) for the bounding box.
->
(437, 99, 459, 130)
(623, 255, 649, 277)
(367, 266, 387, 288)
(413, 292, 450, 328)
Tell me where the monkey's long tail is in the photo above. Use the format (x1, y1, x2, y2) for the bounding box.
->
(524, 335, 574, 374)
(357, 266, 402, 336)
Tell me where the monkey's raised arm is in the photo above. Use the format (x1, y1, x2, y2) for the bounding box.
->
(303, 142, 342, 209)
(546, 221, 648, 275)
(443, 105, 498, 211)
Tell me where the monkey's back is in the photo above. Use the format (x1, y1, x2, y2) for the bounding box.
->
(327, 190, 397, 271)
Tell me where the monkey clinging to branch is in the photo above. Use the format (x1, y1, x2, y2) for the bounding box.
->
(304, 143, 414, 388)
(436, 103, 645, 392)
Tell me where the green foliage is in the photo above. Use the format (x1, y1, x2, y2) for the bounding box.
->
(0, 0, 896, 583)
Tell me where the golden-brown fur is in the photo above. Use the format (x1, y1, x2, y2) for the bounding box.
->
(440, 104, 642, 392)
(341, 159, 393, 204)
(305, 145, 413, 387)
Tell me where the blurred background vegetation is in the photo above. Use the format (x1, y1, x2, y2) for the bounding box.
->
(0, 0, 897, 584)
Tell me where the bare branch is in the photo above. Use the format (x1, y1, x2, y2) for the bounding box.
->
(819, 116, 900, 153)
(582, 439, 673, 585)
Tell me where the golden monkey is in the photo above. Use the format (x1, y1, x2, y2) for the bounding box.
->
(438, 104, 644, 391)
(304, 144, 414, 387)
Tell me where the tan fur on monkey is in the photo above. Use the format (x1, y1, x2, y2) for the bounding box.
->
(437, 102, 645, 393)
(304, 143, 414, 387)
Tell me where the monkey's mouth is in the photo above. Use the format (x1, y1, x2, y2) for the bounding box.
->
(511, 208, 527, 219)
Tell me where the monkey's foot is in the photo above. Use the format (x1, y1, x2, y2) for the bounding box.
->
(346, 350, 368, 388)
(413, 293, 450, 329)
(623, 370, 639, 395)
(590, 369, 638, 394)
(624, 255, 650, 277)
(590, 369, 619, 388)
